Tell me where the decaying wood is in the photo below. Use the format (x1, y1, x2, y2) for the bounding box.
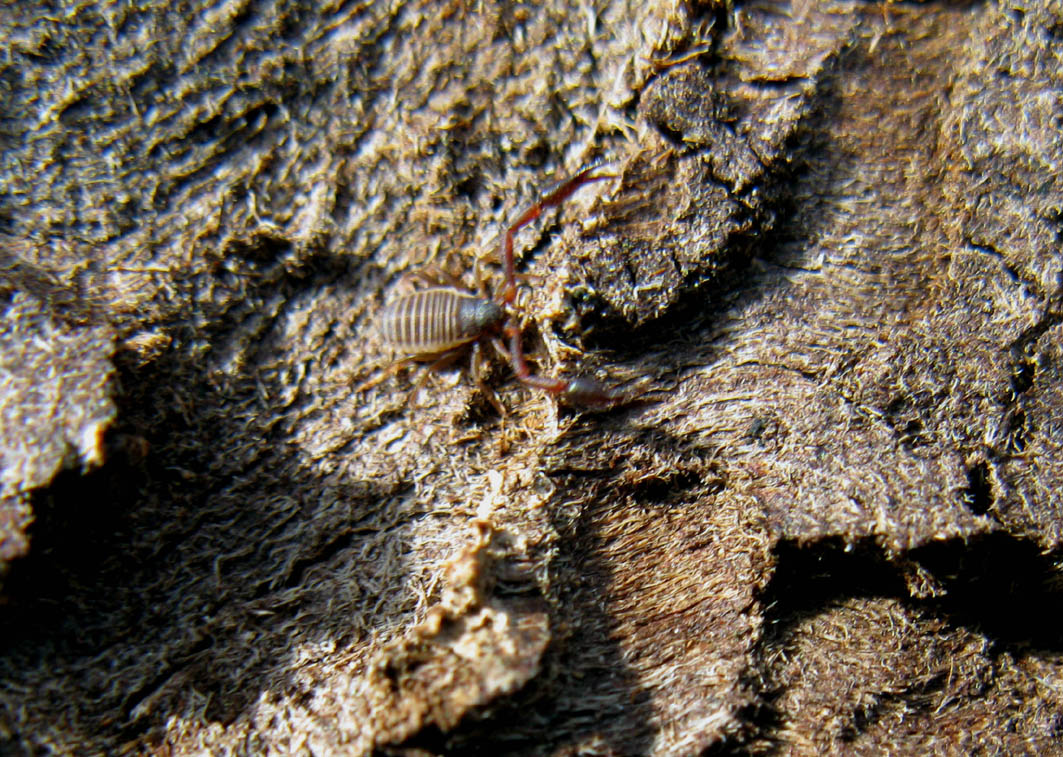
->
(2, 0, 1062, 754)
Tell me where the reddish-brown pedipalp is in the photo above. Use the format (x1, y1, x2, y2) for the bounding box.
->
(366, 163, 622, 409)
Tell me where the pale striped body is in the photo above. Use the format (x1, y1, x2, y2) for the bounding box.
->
(379, 288, 504, 357)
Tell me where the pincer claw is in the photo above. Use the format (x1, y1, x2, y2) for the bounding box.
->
(560, 376, 626, 408)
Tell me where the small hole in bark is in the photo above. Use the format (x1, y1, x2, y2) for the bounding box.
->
(962, 462, 993, 516)
(1004, 409, 1028, 454)
(454, 173, 482, 201)
(1010, 356, 1035, 395)
(523, 141, 550, 168)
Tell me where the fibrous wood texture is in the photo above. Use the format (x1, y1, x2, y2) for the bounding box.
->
(2, 0, 1062, 754)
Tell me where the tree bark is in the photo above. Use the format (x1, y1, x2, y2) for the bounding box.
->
(2, 0, 1061, 753)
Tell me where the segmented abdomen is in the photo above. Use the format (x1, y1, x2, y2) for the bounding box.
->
(380, 288, 479, 356)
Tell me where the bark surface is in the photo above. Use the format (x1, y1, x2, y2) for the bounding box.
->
(2, 0, 1062, 754)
